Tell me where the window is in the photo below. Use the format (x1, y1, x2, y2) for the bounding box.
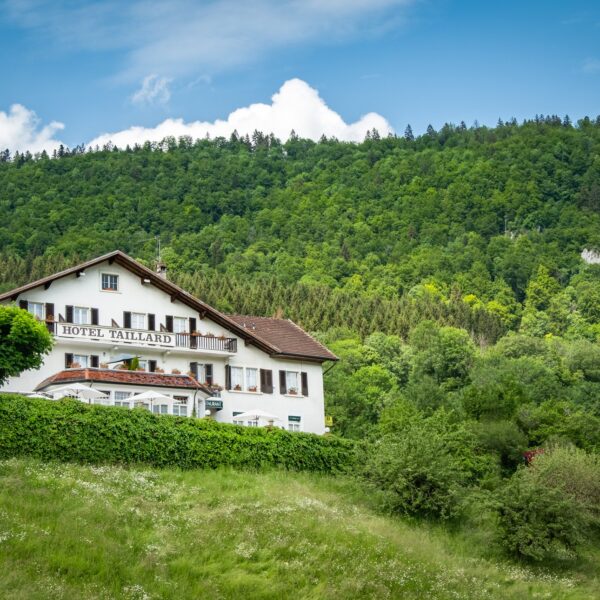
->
(232, 411, 244, 425)
(247, 420, 258, 427)
(152, 404, 169, 415)
(173, 404, 188, 417)
(102, 273, 119, 291)
(230, 366, 243, 391)
(131, 312, 146, 330)
(72, 354, 88, 368)
(288, 416, 301, 432)
(286, 371, 299, 395)
(173, 317, 187, 333)
(114, 391, 131, 408)
(246, 368, 258, 392)
(28, 302, 44, 320)
(73, 306, 90, 325)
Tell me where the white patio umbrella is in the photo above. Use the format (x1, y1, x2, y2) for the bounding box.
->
(128, 390, 173, 412)
(233, 410, 282, 425)
(50, 383, 108, 403)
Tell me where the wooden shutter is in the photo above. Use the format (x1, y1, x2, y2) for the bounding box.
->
(19, 299, 27, 310)
(279, 370, 287, 394)
(165, 315, 174, 332)
(65, 305, 74, 323)
(148, 360, 157, 373)
(205, 364, 213, 385)
(123, 311, 131, 329)
(189, 317, 197, 348)
(90, 355, 99, 368)
(65, 353, 73, 368)
(260, 369, 273, 394)
(225, 365, 231, 390)
(91, 308, 99, 325)
(301, 372, 308, 396)
(148, 314, 155, 331)
(189, 361, 198, 379)
(45, 303, 55, 333)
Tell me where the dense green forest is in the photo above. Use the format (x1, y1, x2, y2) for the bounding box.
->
(2, 116, 600, 562)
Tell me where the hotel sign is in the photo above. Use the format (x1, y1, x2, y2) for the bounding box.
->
(205, 399, 223, 410)
(57, 324, 175, 347)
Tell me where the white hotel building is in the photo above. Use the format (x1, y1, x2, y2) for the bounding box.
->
(0, 251, 337, 434)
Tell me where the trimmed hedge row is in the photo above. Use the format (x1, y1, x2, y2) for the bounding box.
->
(0, 395, 354, 472)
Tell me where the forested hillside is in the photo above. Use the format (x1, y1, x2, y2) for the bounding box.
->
(2, 117, 600, 342)
(2, 117, 600, 563)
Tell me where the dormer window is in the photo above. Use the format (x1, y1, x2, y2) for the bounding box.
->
(102, 273, 119, 291)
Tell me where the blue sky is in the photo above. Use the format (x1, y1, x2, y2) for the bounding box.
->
(0, 0, 599, 151)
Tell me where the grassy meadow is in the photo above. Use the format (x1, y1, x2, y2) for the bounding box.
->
(0, 458, 598, 599)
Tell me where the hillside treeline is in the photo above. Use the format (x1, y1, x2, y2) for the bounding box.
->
(2, 116, 600, 341)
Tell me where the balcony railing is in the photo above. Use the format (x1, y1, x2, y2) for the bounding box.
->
(175, 333, 237, 353)
(49, 320, 237, 353)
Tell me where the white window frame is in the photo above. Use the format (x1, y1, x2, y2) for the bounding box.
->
(114, 391, 131, 408)
(246, 368, 258, 392)
(285, 371, 300, 395)
(28, 301, 44, 320)
(130, 312, 146, 330)
(173, 404, 188, 417)
(288, 422, 301, 432)
(101, 273, 119, 291)
(73, 306, 90, 325)
(72, 354, 88, 368)
(173, 317, 188, 334)
(152, 404, 169, 415)
(230, 366, 244, 391)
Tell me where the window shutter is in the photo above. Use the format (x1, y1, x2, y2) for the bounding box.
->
(301, 372, 308, 396)
(225, 365, 231, 390)
(165, 315, 174, 333)
(148, 314, 155, 331)
(91, 308, 99, 325)
(19, 300, 27, 310)
(148, 360, 157, 373)
(123, 311, 131, 329)
(45, 303, 55, 333)
(205, 364, 213, 385)
(65, 353, 73, 369)
(90, 355, 99, 368)
(260, 369, 273, 394)
(189, 317, 197, 348)
(279, 370, 286, 394)
(66, 305, 73, 323)
(189, 361, 198, 379)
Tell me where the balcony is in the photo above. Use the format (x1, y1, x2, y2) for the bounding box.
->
(49, 321, 237, 354)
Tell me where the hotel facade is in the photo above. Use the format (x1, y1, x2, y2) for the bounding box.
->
(0, 251, 337, 434)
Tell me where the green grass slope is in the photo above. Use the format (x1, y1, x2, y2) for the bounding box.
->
(0, 458, 597, 599)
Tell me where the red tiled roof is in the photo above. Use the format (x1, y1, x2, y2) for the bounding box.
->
(227, 315, 338, 362)
(35, 368, 210, 392)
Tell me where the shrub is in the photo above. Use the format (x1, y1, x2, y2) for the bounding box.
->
(497, 446, 600, 560)
(363, 410, 494, 519)
(471, 420, 528, 472)
(0, 395, 354, 473)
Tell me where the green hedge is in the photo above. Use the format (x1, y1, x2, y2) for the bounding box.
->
(0, 395, 354, 472)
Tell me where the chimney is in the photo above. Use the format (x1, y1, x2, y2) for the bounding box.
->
(156, 261, 168, 280)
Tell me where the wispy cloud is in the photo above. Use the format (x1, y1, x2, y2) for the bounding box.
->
(88, 78, 393, 147)
(0, 104, 64, 153)
(582, 57, 600, 74)
(131, 74, 171, 106)
(3, 0, 416, 85)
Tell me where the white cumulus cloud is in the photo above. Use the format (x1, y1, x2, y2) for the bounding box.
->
(131, 74, 172, 105)
(0, 104, 64, 154)
(88, 78, 393, 148)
